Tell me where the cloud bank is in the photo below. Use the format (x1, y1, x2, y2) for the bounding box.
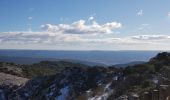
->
(0, 31, 170, 45)
(1, 18, 170, 50)
(131, 35, 170, 40)
(41, 19, 122, 34)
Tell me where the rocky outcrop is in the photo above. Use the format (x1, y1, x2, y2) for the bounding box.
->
(0, 72, 29, 100)
(0, 72, 28, 86)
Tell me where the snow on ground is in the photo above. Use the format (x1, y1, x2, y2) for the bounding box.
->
(113, 76, 118, 81)
(88, 83, 113, 100)
(55, 86, 69, 100)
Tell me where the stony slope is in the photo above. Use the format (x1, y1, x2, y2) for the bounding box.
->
(0, 72, 28, 86)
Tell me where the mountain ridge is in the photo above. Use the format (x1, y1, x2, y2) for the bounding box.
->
(0, 50, 159, 65)
(0, 52, 170, 100)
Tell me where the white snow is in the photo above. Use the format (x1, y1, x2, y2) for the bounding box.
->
(88, 83, 113, 100)
(55, 86, 69, 100)
(153, 79, 158, 84)
(152, 77, 159, 84)
(86, 89, 91, 93)
(104, 83, 112, 92)
(113, 76, 118, 81)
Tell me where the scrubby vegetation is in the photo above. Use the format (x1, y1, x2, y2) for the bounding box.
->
(0, 61, 88, 78)
(21, 61, 88, 78)
(1, 52, 170, 100)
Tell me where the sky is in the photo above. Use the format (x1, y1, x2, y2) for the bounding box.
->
(0, 0, 170, 50)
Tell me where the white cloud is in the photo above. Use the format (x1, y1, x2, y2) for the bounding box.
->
(137, 24, 151, 33)
(141, 24, 149, 26)
(88, 16, 94, 21)
(28, 17, 33, 20)
(1, 18, 170, 50)
(137, 10, 143, 16)
(131, 35, 170, 41)
(0, 31, 170, 47)
(168, 12, 170, 18)
(41, 18, 122, 34)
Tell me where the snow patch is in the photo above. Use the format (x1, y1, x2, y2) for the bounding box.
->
(113, 76, 118, 81)
(153, 79, 158, 84)
(88, 83, 113, 100)
(55, 86, 69, 100)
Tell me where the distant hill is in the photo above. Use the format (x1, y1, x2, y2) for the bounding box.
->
(0, 49, 160, 65)
(114, 61, 146, 67)
(0, 56, 106, 66)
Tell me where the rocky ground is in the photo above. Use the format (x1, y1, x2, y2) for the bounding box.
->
(0, 72, 28, 100)
(0, 72, 28, 86)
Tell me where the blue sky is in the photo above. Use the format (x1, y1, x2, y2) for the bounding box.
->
(0, 0, 170, 50)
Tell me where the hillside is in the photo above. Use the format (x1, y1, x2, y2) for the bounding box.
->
(0, 52, 170, 100)
(0, 56, 106, 66)
(0, 61, 89, 78)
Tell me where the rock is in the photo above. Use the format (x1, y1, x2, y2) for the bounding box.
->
(0, 72, 28, 86)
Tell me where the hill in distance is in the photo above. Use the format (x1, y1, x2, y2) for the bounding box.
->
(0, 49, 160, 65)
